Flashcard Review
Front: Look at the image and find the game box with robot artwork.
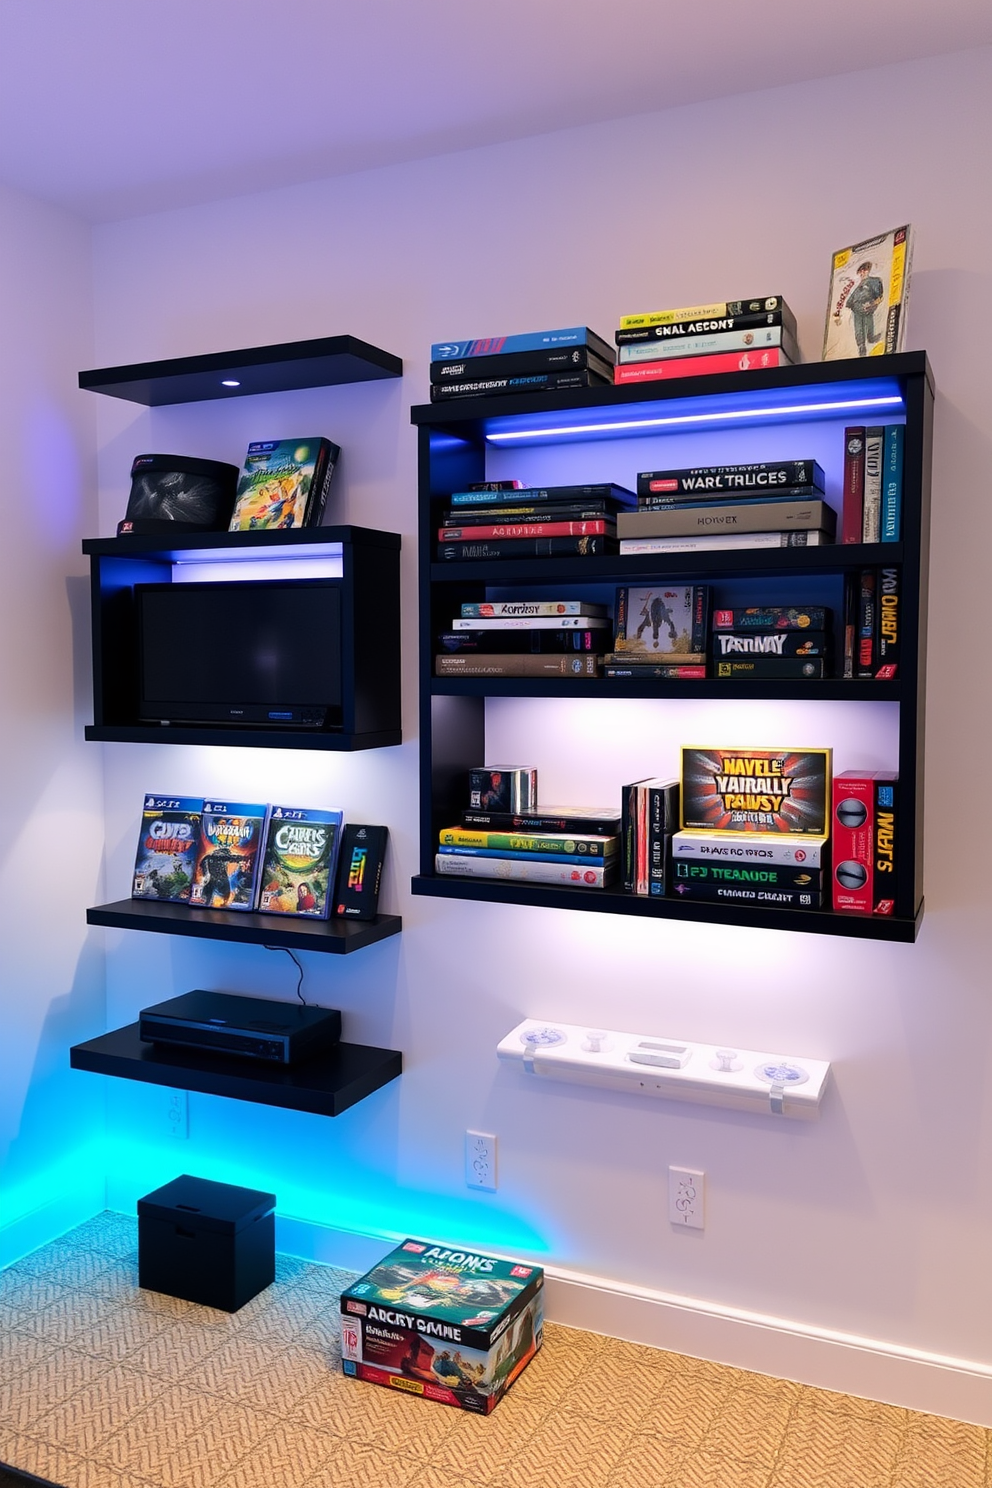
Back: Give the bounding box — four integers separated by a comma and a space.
340, 1238, 544, 1413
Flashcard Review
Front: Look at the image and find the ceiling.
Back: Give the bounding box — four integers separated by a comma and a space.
2, 0, 991, 222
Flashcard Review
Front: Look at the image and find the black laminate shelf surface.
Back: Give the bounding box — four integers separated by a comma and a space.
79, 336, 402, 405
411, 875, 922, 943
70, 1023, 402, 1117
87, 899, 401, 954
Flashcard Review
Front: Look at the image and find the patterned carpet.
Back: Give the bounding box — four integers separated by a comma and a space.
0, 1212, 989, 1488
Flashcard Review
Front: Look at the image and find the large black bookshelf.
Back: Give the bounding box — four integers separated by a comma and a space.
411, 352, 932, 941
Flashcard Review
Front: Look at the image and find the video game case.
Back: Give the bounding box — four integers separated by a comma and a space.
189, 801, 268, 912
862, 427, 884, 543
647, 779, 679, 896
855, 567, 878, 678
673, 858, 823, 891
437, 654, 602, 678
617, 499, 834, 539
882, 424, 904, 541
715, 658, 825, 679
229, 438, 339, 531
132, 793, 202, 903
431, 327, 613, 362
431, 344, 613, 382
448, 484, 635, 509
334, 825, 388, 920
614, 347, 791, 383
257, 805, 344, 918
438, 536, 611, 561
638, 461, 823, 498
712, 631, 830, 658
636, 485, 823, 510
619, 530, 829, 555
842, 427, 865, 544
681, 748, 831, 836
451, 615, 609, 631
621, 778, 646, 893
438, 629, 600, 655
435, 854, 615, 888
877, 566, 900, 677
439, 519, 613, 541
468, 767, 537, 813
616, 306, 797, 345
619, 325, 798, 364
619, 296, 793, 331
438, 828, 618, 857
831, 772, 897, 915
604, 663, 707, 678
613, 584, 709, 657
712, 606, 829, 631
621, 777, 673, 895
670, 881, 823, 909
461, 807, 622, 835
466, 480, 526, 491
671, 829, 827, 868
431, 369, 611, 400
460, 600, 607, 618
439, 844, 614, 866
442, 501, 618, 523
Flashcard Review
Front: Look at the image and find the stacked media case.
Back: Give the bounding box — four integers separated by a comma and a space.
430, 326, 614, 402
613, 296, 799, 386
414, 352, 932, 940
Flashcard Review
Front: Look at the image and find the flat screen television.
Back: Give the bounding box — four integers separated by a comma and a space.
135, 578, 343, 728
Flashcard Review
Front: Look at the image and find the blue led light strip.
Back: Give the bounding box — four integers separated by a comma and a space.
485, 395, 904, 442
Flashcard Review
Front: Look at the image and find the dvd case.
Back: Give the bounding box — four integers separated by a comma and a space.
257, 806, 343, 918
132, 794, 202, 902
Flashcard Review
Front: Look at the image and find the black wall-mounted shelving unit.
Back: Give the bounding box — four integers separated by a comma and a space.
86, 899, 402, 954
411, 352, 932, 943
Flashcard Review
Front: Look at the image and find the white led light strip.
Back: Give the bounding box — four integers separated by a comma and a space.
485, 396, 904, 442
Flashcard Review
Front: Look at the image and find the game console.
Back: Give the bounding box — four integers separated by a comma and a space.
139, 990, 341, 1065
496, 1019, 830, 1119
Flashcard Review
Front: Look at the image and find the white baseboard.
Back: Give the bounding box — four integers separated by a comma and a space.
0, 1177, 106, 1268
275, 1212, 992, 1427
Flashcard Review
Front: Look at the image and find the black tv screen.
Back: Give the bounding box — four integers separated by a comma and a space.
136, 579, 343, 728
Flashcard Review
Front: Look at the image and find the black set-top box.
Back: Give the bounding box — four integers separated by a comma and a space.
138, 990, 341, 1065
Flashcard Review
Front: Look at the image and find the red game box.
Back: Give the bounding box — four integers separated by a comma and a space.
831, 770, 897, 914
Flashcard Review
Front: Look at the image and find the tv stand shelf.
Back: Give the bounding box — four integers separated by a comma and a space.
87, 898, 402, 954
70, 1023, 402, 1117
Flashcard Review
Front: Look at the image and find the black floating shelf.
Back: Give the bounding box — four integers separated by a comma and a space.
411, 875, 922, 943
84, 725, 402, 752
82, 525, 400, 559
430, 678, 902, 703
70, 1023, 402, 1117
79, 335, 403, 406
86, 899, 401, 954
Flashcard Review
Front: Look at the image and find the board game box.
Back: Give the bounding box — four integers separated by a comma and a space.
257, 806, 343, 918
131, 794, 202, 903
340, 1239, 544, 1414
681, 748, 831, 835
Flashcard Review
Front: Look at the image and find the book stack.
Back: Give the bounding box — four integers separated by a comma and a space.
841, 424, 904, 542
436, 597, 611, 679
669, 747, 830, 911
603, 584, 710, 678
842, 564, 900, 678
429, 327, 614, 402
621, 778, 679, 895
617, 459, 834, 556
435, 770, 621, 888
711, 605, 833, 682
613, 297, 799, 386
437, 481, 634, 563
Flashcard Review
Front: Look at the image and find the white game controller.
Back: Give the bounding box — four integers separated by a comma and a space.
498, 1020, 830, 1118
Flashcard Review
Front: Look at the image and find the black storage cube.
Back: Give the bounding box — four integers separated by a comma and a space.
137, 1174, 276, 1312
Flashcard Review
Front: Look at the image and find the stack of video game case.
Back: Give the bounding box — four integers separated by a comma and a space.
436, 595, 612, 678
670, 748, 831, 911
436, 480, 634, 563
613, 296, 799, 386
429, 326, 615, 402
616, 459, 834, 561
710, 605, 833, 681
436, 768, 621, 888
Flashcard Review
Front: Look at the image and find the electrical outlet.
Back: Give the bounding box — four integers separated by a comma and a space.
465, 1130, 497, 1191
669, 1166, 704, 1228
165, 1089, 189, 1140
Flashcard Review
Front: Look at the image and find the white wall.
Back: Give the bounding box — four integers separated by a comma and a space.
0, 182, 105, 1256
86, 46, 992, 1408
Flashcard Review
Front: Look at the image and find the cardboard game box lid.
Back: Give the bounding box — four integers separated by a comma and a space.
341, 1238, 543, 1347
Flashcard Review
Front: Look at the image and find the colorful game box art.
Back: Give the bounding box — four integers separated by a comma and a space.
613, 584, 709, 658
681, 748, 831, 835
131, 794, 202, 903
257, 806, 343, 918
340, 1239, 544, 1414
228, 437, 339, 531
189, 800, 268, 911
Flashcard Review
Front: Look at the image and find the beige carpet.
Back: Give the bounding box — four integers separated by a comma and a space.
0, 1212, 988, 1487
